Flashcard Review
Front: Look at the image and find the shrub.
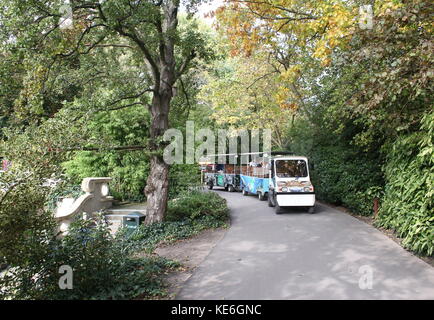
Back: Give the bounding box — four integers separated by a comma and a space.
309, 144, 383, 216
376, 112, 434, 256
165, 190, 230, 222
168, 164, 202, 200
128, 191, 230, 252
129, 216, 228, 252
0, 214, 179, 300
45, 182, 83, 212
0, 171, 55, 267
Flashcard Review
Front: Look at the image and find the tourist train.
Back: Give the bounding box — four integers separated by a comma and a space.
201, 152, 316, 214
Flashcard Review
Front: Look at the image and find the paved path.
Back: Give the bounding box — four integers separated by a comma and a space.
177, 190, 434, 300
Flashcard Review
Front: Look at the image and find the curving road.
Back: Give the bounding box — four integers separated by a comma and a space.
177, 190, 434, 300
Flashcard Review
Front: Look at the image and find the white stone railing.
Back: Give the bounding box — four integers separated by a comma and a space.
55, 177, 114, 235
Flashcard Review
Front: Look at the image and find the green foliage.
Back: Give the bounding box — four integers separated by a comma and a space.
45, 182, 83, 212
63, 106, 150, 201
0, 172, 55, 266
0, 214, 179, 300
199, 53, 296, 148
128, 191, 230, 252
64, 150, 150, 202
0, 110, 88, 265
376, 112, 434, 256
0, 172, 224, 300
168, 164, 202, 200
129, 216, 228, 253
309, 144, 383, 216
166, 190, 230, 222
62, 108, 202, 201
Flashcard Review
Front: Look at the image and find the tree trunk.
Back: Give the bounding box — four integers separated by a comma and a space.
145, 155, 169, 224
145, 57, 174, 224
144, 0, 179, 224
144, 80, 173, 224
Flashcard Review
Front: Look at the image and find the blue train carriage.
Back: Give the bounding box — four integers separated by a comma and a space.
240, 161, 269, 201
202, 163, 241, 192
240, 155, 316, 214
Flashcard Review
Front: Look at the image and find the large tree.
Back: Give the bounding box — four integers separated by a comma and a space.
1, 0, 211, 223
215, 0, 433, 149
199, 51, 297, 148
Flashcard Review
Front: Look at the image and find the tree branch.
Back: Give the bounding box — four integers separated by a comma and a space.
176, 50, 196, 79
56, 24, 106, 58
179, 76, 192, 116
114, 25, 161, 83
62, 145, 150, 152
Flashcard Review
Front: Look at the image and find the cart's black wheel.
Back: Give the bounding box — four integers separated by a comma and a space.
268, 192, 275, 207
258, 192, 266, 201
242, 188, 248, 196
274, 193, 284, 214
275, 203, 284, 214
228, 185, 235, 192
308, 206, 315, 214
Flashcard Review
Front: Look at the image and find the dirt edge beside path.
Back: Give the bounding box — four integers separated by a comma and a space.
155, 226, 228, 299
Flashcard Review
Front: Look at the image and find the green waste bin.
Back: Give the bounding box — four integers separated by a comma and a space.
122, 212, 146, 235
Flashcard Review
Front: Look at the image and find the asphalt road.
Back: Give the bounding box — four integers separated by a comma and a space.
177, 190, 434, 300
